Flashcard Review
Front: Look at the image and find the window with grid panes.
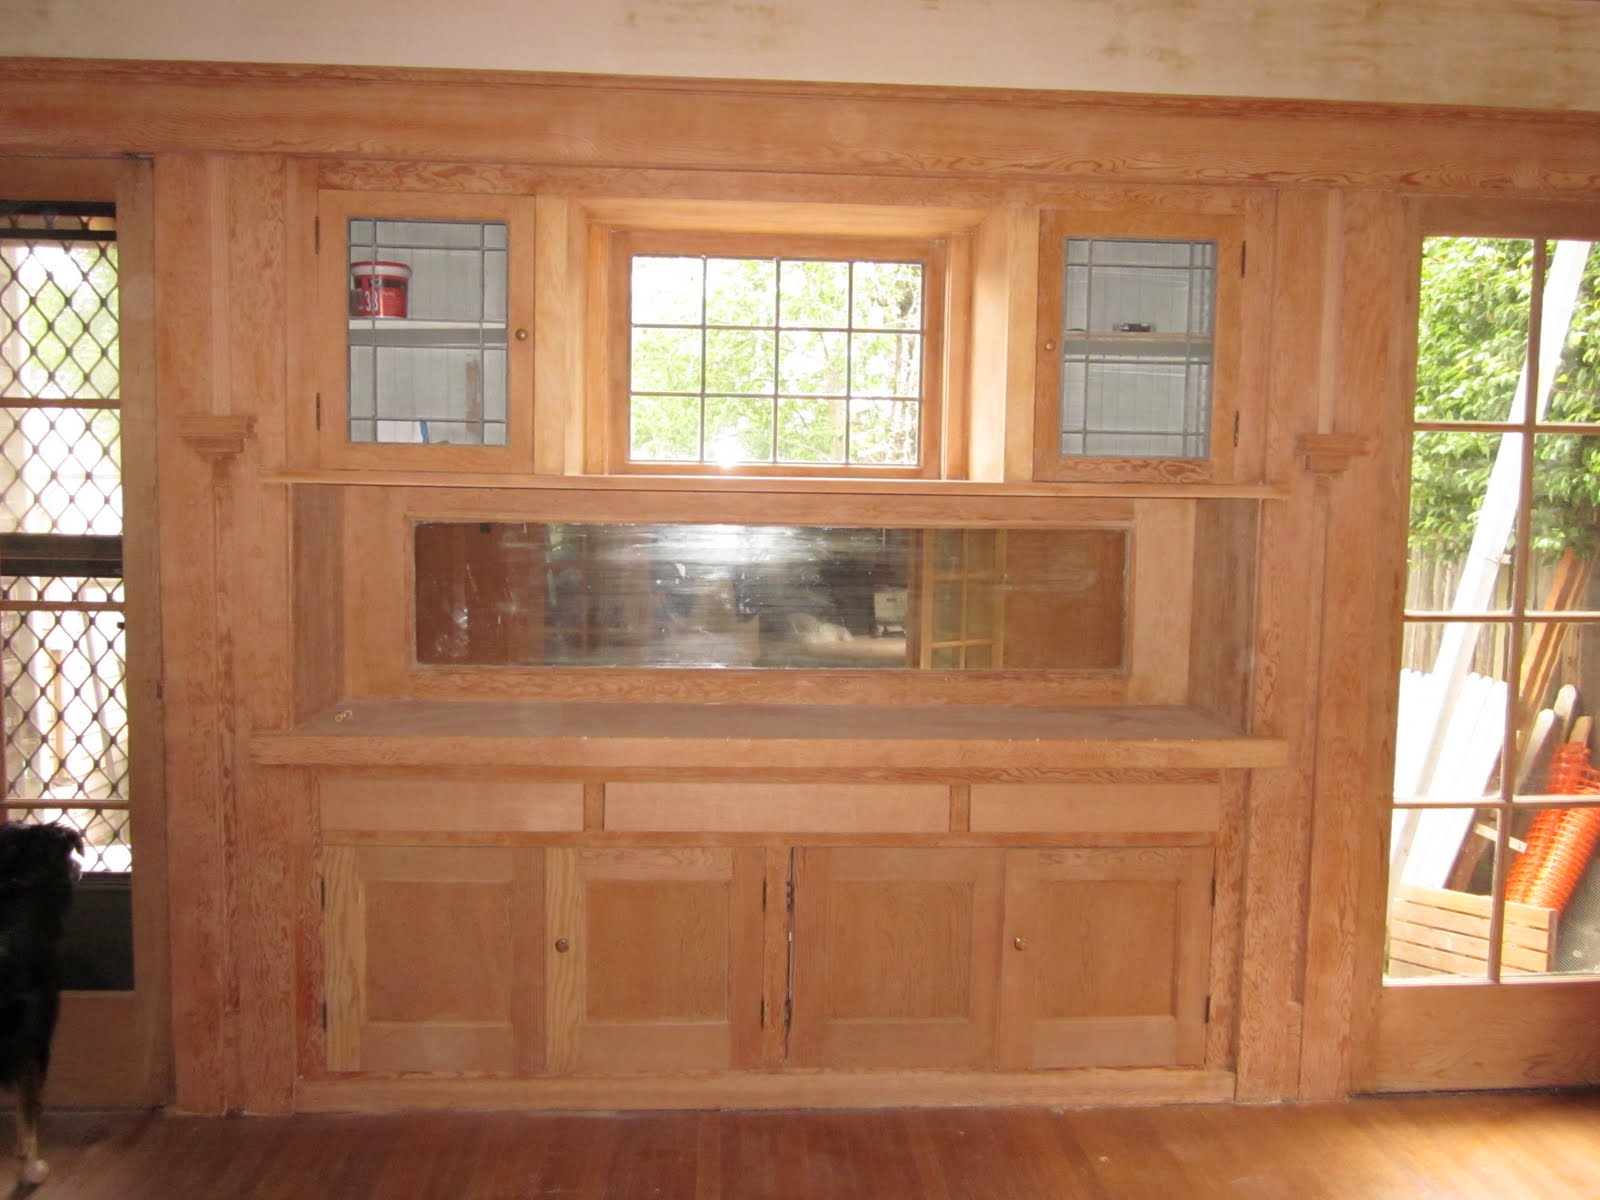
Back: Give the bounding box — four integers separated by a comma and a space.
0, 201, 128, 874
615, 233, 944, 476
1387, 233, 1600, 982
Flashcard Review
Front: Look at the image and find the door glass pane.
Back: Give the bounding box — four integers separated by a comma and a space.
1394, 622, 1509, 808
1415, 237, 1534, 424
1057, 237, 1214, 459
1528, 434, 1600, 604
346, 217, 510, 447
1407, 431, 1518, 615
1386, 808, 1498, 982
1536, 240, 1600, 424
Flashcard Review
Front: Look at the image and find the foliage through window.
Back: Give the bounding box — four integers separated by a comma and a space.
623, 239, 939, 473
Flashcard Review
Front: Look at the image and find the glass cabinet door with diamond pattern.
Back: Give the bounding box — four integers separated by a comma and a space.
311, 190, 536, 472
1033, 208, 1253, 484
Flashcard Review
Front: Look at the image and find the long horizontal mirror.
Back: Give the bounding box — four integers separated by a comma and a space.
415, 522, 1127, 671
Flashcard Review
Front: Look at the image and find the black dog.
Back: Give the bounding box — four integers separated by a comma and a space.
0, 822, 82, 1186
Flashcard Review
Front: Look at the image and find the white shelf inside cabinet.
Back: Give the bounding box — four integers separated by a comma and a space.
348, 319, 508, 349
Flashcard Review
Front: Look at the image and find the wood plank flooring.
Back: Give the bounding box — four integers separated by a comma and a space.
6, 1091, 1599, 1199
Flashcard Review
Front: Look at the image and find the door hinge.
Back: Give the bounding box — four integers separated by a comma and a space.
314, 215, 320, 254
315, 392, 322, 431
1240, 241, 1247, 276
1204, 994, 1212, 1023
321, 999, 328, 1030
760, 996, 766, 1028
1232, 412, 1240, 448
320, 878, 326, 910
761, 877, 767, 912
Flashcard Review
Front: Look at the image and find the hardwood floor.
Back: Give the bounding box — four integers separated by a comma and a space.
7, 1091, 1599, 1199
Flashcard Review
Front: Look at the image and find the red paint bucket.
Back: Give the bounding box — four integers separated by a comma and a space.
350, 260, 411, 318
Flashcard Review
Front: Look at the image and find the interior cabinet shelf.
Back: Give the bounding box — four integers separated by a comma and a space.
347, 318, 508, 349
251, 700, 1287, 771
1062, 331, 1214, 359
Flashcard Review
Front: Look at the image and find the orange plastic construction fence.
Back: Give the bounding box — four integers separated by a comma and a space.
1505, 741, 1600, 912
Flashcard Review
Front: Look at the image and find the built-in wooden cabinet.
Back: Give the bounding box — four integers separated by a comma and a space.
1033, 201, 1268, 485
789, 844, 1214, 1073
304, 188, 537, 473
271, 160, 1277, 1111
316, 779, 1228, 1087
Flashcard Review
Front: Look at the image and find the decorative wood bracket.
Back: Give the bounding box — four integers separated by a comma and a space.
178, 413, 256, 462
1295, 432, 1370, 478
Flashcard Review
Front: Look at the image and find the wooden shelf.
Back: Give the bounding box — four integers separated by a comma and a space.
251, 700, 1287, 772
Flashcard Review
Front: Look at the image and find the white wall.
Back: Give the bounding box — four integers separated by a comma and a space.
4, 0, 1598, 111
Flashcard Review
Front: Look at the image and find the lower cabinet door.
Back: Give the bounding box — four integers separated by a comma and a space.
322, 843, 546, 1075
788, 847, 1005, 1069
997, 846, 1214, 1069
544, 846, 767, 1074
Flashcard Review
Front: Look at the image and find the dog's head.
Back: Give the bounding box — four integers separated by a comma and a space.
0, 822, 85, 895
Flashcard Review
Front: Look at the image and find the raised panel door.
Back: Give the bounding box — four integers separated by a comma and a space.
545, 846, 768, 1074
997, 846, 1213, 1069
788, 847, 1003, 1069
322, 843, 545, 1075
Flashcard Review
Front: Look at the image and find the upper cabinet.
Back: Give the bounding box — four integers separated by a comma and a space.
1033, 205, 1264, 485
306, 189, 538, 472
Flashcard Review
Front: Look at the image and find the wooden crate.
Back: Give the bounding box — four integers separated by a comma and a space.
1387, 884, 1559, 977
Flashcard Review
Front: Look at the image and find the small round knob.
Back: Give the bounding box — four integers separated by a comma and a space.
1043, 339, 1057, 353
554, 937, 570, 953
1013, 936, 1028, 951
514, 328, 529, 342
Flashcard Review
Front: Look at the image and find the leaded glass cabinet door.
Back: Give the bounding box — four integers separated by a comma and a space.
1034, 209, 1250, 483
314, 190, 535, 472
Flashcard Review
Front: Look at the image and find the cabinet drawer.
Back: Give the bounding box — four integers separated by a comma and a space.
604, 782, 949, 833
320, 777, 584, 834
969, 783, 1219, 835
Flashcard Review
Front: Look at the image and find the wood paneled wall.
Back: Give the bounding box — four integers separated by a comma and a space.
2, 59, 1594, 1114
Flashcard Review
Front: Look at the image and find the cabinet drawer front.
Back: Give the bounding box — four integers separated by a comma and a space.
969, 783, 1219, 835
604, 782, 949, 833
320, 777, 584, 834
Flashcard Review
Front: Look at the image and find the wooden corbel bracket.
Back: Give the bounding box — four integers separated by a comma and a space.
1295, 432, 1370, 478
177, 413, 256, 462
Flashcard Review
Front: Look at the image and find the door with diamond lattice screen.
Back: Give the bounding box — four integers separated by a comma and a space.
0, 161, 166, 1106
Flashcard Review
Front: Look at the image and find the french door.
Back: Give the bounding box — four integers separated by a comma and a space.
1376, 200, 1600, 1090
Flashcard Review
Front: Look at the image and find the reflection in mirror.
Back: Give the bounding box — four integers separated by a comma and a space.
415, 522, 1126, 671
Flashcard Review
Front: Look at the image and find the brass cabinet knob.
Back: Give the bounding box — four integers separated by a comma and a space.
514, 328, 529, 341
554, 937, 570, 953
1013, 936, 1028, 951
